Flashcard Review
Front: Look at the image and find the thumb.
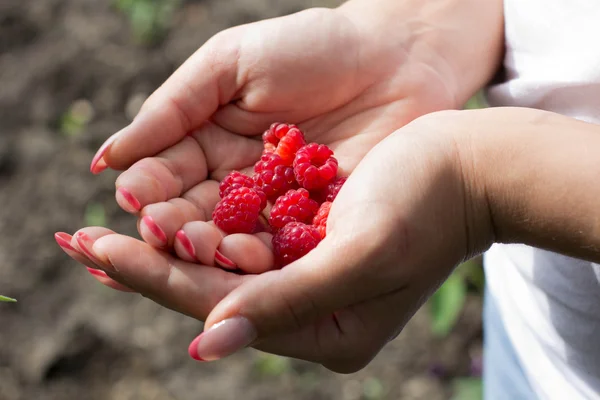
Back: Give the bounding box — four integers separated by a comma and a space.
187, 225, 400, 362
90, 29, 242, 173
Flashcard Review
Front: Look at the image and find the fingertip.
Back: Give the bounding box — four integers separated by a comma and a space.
218, 233, 274, 274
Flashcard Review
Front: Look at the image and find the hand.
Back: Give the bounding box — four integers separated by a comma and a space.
57, 108, 497, 372
88, 6, 458, 260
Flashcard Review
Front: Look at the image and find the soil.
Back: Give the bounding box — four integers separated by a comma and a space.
0, 1, 483, 399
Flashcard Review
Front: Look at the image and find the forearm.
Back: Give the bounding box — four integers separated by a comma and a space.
472, 108, 600, 263
337, 0, 504, 107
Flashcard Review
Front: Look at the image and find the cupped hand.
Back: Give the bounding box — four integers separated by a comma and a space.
58, 109, 499, 373
89, 7, 457, 262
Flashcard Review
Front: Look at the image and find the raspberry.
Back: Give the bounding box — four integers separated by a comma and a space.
325, 176, 347, 202
293, 143, 338, 190
212, 187, 263, 234
269, 188, 319, 229
253, 153, 298, 200
262, 123, 306, 165
272, 222, 321, 267
219, 171, 267, 209
312, 201, 331, 239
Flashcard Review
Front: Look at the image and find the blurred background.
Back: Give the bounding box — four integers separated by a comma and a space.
0, 0, 486, 399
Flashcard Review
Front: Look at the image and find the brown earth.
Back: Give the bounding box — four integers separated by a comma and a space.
0, 1, 483, 399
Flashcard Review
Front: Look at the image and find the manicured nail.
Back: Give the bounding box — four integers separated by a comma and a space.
188, 317, 257, 362
187, 335, 205, 361
116, 187, 141, 213
90, 130, 121, 174
54, 232, 76, 252
142, 216, 168, 245
86, 267, 108, 278
215, 250, 237, 270
75, 232, 104, 265
176, 230, 196, 259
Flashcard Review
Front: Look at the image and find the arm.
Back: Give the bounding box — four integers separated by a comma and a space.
468, 108, 600, 262
338, 0, 505, 107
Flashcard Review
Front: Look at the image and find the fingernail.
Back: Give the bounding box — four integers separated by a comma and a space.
86, 267, 108, 278
116, 187, 141, 213
54, 232, 76, 252
187, 335, 205, 361
75, 232, 105, 265
176, 230, 196, 259
90, 130, 121, 174
141, 216, 168, 246
188, 317, 257, 362
215, 250, 237, 270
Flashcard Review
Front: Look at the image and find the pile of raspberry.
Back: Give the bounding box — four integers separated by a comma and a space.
212, 123, 346, 267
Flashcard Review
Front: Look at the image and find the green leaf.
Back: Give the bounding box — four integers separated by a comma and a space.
85, 202, 107, 227
363, 377, 385, 400
253, 353, 291, 377
456, 259, 485, 293
0, 295, 17, 303
451, 378, 483, 400
463, 91, 487, 110
430, 271, 467, 337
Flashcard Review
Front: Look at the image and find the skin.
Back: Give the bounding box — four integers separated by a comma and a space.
56, 0, 507, 372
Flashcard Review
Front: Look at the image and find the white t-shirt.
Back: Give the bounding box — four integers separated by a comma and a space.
485, 0, 600, 398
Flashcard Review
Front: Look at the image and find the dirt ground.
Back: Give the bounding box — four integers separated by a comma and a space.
0, 1, 483, 399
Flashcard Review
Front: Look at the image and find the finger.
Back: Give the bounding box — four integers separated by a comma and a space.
91, 30, 243, 173
85, 268, 136, 293
137, 181, 220, 247
114, 125, 262, 213
91, 234, 246, 320
217, 232, 275, 274
172, 221, 223, 265
114, 136, 209, 212
55, 231, 136, 293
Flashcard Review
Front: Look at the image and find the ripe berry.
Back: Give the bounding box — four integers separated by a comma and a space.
312, 201, 331, 239
272, 222, 321, 267
325, 176, 347, 202
212, 187, 263, 234
219, 171, 266, 209
294, 143, 338, 190
269, 188, 319, 230
262, 123, 306, 165
253, 153, 298, 200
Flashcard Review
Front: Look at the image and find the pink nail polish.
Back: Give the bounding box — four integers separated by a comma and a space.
142, 216, 168, 245
54, 232, 76, 252
117, 187, 141, 212
75, 232, 104, 265
215, 250, 237, 270
86, 267, 108, 278
90, 131, 121, 174
187, 335, 205, 361
176, 230, 196, 259
189, 317, 256, 362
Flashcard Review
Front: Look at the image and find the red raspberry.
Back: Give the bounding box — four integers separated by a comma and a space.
269, 188, 319, 230
272, 222, 321, 267
262, 123, 306, 165
293, 143, 338, 190
212, 187, 263, 234
219, 171, 266, 209
325, 176, 347, 202
253, 153, 298, 200
312, 201, 331, 239
262, 123, 290, 150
